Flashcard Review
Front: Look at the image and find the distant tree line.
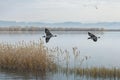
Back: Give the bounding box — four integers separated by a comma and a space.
0, 26, 119, 31
0, 26, 106, 31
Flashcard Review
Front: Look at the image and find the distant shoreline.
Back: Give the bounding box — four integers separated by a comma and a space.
0, 27, 119, 32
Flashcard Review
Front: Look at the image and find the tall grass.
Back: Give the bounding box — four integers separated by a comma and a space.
0, 40, 57, 72
0, 40, 120, 79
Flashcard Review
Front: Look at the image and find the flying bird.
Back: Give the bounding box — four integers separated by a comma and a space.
88, 32, 100, 42
43, 28, 57, 43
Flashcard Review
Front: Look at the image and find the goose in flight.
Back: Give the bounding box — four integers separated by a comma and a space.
88, 32, 100, 42
43, 28, 57, 43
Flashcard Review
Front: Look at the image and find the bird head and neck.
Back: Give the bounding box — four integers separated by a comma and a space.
98, 37, 100, 38
53, 35, 57, 37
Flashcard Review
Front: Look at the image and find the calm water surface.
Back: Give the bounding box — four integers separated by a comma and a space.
0, 31, 120, 80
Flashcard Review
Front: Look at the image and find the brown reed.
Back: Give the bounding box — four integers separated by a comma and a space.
0, 40, 57, 72
78, 67, 120, 78
0, 40, 120, 79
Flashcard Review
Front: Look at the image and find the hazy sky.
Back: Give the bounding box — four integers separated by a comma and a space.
0, 0, 120, 23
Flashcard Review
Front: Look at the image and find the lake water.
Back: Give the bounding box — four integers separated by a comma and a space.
0, 31, 120, 80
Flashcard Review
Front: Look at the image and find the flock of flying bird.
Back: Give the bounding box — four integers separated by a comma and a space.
43, 28, 100, 43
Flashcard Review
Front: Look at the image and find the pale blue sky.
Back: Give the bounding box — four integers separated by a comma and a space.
0, 0, 120, 23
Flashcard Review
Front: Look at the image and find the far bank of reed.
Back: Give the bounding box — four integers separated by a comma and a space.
60, 67, 120, 79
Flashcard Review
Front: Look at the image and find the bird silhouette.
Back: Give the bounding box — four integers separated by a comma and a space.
43, 28, 57, 43
88, 32, 100, 42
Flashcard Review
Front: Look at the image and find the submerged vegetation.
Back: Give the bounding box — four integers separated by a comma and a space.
0, 40, 120, 79
62, 67, 120, 79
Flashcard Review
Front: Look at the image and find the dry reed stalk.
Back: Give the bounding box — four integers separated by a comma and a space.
0, 40, 57, 72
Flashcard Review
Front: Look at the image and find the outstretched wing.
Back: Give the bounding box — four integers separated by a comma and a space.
45, 28, 52, 36
88, 32, 96, 37
45, 37, 51, 43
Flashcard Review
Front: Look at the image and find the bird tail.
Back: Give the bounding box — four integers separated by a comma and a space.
88, 37, 91, 39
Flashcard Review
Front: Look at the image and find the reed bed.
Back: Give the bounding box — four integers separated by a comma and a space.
0, 40, 57, 72
0, 40, 120, 79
